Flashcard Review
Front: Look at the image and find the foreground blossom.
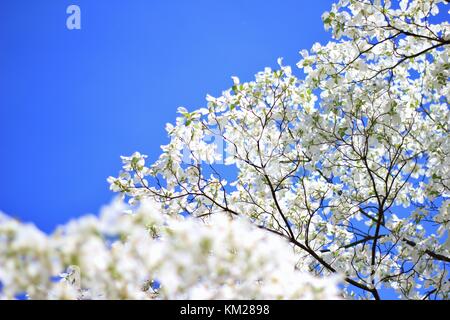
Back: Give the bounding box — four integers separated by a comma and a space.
0, 199, 339, 299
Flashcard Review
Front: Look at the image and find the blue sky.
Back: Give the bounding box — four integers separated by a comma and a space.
0, 0, 335, 232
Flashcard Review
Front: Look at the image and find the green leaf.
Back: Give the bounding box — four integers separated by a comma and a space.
338, 127, 347, 138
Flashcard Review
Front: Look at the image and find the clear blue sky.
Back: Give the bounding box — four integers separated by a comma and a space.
0, 0, 335, 232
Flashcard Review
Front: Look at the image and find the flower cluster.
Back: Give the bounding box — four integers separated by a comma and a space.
109, 0, 449, 299
0, 199, 339, 300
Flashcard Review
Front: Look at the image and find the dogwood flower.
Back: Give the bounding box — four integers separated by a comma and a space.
109, 0, 449, 299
